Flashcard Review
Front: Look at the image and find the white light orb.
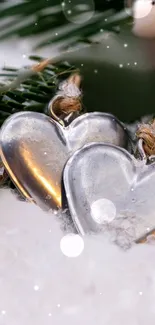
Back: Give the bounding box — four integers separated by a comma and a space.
132, 0, 155, 38
91, 198, 116, 224
60, 234, 84, 257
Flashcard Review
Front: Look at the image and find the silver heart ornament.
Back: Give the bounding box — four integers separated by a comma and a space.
0, 111, 130, 210
63, 143, 155, 243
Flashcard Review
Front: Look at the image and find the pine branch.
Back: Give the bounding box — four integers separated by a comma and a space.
0, 0, 132, 49
0, 56, 78, 127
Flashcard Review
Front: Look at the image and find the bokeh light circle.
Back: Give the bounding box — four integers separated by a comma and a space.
91, 198, 116, 224
61, 0, 95, 24
60, 233, 84, 257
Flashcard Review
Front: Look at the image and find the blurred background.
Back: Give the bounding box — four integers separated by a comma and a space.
0, 0, 127, 66
0, 0, 155, 124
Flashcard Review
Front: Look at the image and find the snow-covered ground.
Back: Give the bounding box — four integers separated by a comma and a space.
0, 188, 155, 325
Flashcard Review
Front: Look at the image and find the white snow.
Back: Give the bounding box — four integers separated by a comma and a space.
0, 189, 154, 324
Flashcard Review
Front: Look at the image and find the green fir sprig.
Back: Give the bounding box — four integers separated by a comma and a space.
0, 56, 78, 127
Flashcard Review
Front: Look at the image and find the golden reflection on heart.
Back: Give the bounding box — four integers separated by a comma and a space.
20, 147, 62, 208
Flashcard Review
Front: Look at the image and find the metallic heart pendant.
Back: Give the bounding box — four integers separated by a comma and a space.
63, 142, 155, 243
0, 111, 131, 210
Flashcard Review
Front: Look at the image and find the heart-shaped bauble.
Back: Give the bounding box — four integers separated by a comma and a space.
63, 143, 155, 242
0, 111, 130, 210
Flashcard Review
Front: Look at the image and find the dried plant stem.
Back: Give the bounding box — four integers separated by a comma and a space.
0, 47, 80, 94
48, 72, 82, 125
136, 119, 155, 157
0, 55, 65, 94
